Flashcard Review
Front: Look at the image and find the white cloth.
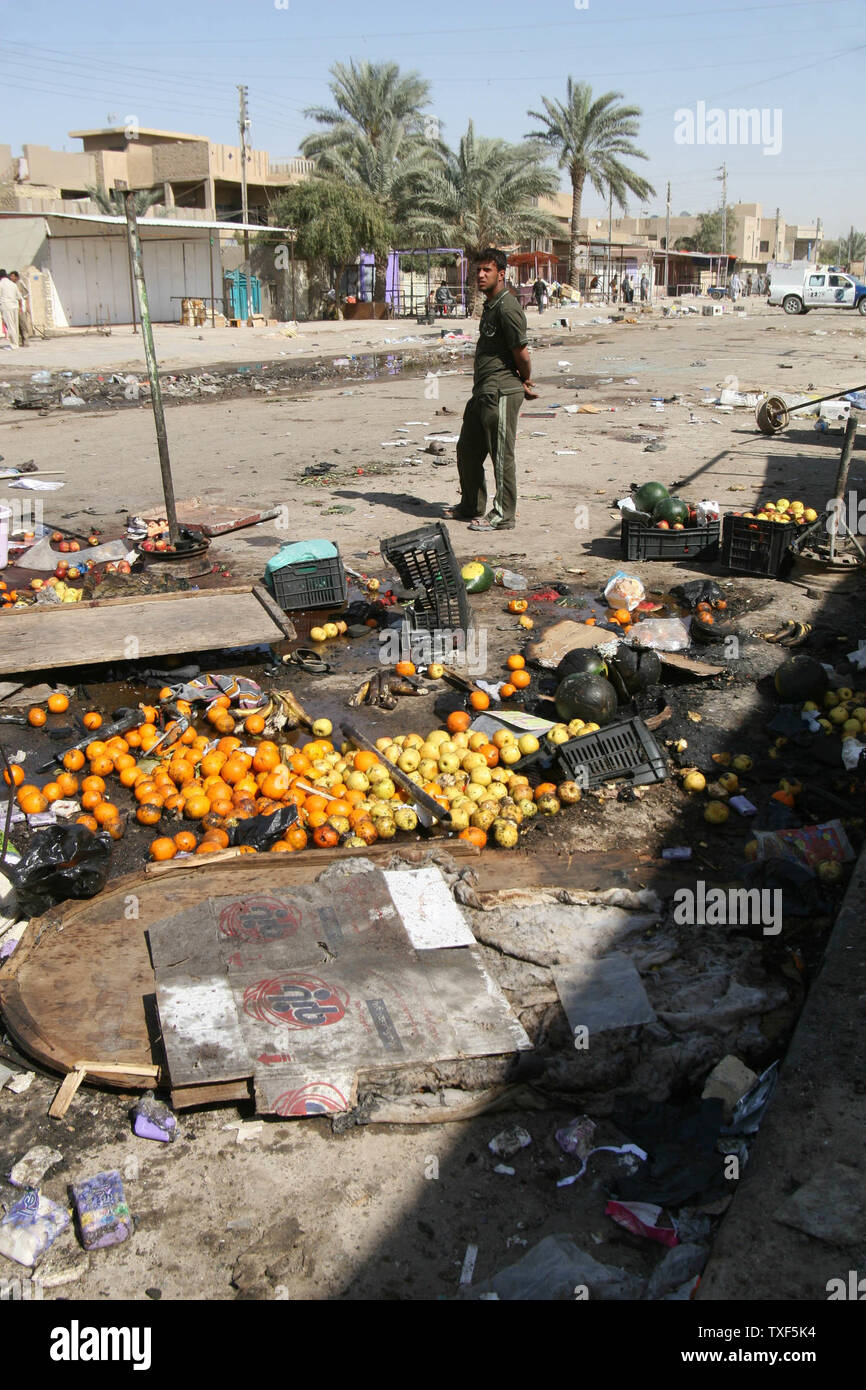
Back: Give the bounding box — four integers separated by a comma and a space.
0, 278, 19, 348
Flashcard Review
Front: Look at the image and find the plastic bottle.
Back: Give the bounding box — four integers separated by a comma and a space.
494, 568, 527, 590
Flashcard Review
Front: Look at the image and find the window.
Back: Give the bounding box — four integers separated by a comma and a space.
760, 240, 769, 252
808, 276, 825, 287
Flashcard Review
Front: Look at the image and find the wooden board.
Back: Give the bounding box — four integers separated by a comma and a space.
0, 844, 640, 1091
0, 584, 295, 675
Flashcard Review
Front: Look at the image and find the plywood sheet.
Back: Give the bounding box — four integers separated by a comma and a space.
0, 585, 294, 675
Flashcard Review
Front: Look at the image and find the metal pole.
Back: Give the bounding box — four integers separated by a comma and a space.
118, 182, 180, 546
830, 417, 858, 564
664, 181, 671, 300
208, 233, 216, 328
290, 230, 296, 321
607, 185, 612, 299
238, 84, 253, 327
124, 216, 138, 334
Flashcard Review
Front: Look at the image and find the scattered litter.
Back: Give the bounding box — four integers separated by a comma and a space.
606, 1200, 678, 1247
7, 478, 64, 490
132, 1096, 178, 1143
459, 1244, 478, 1285
71, 1170, 133, 1250
223, 1121, 264, 1143
702, 1056, 759, 1124
471, 1234, 645, 1301
632, 618, 691, 652
603, 571, 645, 612
494, 1164, 516, 1176
647, 1243, 708, 1299
728, 795, 757, 817
9, 1145, 63, 1189
662, 846, 692, 861
554, 450, 579, 456
0, 1191, 70, 1268
6, 1070, 35, 1094
488, 1125, 532, 1159
748, 820, 855, 869
555, 1115, 597, 1159
553, 954, 656, 1036
557, 1143, 647, 1186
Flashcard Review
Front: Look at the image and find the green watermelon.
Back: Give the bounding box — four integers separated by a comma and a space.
461, 561, 494, 594
634, 481, 669, 514
652, 496, 689, 525
555, 648, 608, 684
555, 672, 618, 726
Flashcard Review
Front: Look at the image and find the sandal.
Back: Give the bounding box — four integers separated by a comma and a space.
282, 648, 332, 674
443, 506, 480, 520
468, 516, 515, 531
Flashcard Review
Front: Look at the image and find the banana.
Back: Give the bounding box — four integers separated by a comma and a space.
760, 620, 797, 643
778, 621, 811, 648
348, 678, 372, 708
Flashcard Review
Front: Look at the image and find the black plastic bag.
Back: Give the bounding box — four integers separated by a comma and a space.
12, 825, 112, 917
231, 804, 299, 851
671, 580, 725, 611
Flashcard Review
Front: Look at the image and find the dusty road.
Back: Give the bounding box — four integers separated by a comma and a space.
1, 298, 865, 1305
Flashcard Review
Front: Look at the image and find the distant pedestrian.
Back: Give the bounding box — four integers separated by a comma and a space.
730, 272, 741, 302
640, 272, 649, 302
0, 271, 20, 350
532, 277, 547, 313
746, 273, 753, 297
9, 272, 29, 344
610, 273, 618, 303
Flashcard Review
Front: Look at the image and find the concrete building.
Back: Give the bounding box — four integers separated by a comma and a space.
0, 128, 312, 221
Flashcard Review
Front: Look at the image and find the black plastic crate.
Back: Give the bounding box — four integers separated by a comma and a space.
721, 514, 795, 578
381, 522, 471, 634
620, 514, 720, 561
270, 549, 347, 611
557, 717, 668, 788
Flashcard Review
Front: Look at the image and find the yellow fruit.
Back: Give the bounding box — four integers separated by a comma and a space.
732, 755, 753, 772
842, 719, 861, 736
493, 818, 519, 848
518, 616, 534, 629
517, 734, 540, 755
536, 794, 560, 816
718, 772, 739, 793
312, 718, 333, 737
545, 724, 570, 745
682, 771, 706, 794
567, 719, 585, 736
427, 663, 444, 680
704, 801, 729, 824
323, 623, 339, 639
776, 498, 790, 512
499, 744, 522, 766
829, 705, 850, 725
803, 508, 818, 523
309, 626, 327, 643
557, 781, 582, 804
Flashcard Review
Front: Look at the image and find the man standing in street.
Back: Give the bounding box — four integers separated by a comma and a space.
0, 270, 21, 350
9, 272, 29, 344
444, 248, 537, 532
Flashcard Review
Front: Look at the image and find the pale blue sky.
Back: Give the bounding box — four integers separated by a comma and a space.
4, 0, 864, 234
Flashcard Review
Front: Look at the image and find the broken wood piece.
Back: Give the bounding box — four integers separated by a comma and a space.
644, 705, 672, 731
72, 1061, 160, 1077
48, 1068, 85, 1119
659, 652, 725, 677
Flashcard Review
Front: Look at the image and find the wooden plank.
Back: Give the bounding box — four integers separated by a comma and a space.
0, 587, 291, 675
147, 839, 482, 877
171, 1079, 253, 1109
251, 582, 296, 638
73, 1060, 160, 1077
48, 1068, 85, 1118
660, 652, 725, 677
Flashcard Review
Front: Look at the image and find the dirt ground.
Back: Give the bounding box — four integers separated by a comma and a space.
1, 298, 865, 1303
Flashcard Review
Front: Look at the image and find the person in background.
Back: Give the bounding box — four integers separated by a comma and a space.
444, 247, 537, 532
0, 270, 20, 350
532, 276, 547, 313
746, 273, 754, 297
609, 273, 618, 303
9, 272, 29, 344
729, 271, 741, 302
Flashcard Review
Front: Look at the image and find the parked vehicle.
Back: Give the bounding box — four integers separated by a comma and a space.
768, 265, 866, 315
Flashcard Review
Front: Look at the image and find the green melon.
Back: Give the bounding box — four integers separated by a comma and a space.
652, 496, 689, 525
634, 481, 670, 514
555, 672, 618, 726
555, 648, 608, 684
774, 655, 829, 704
461, 561, 494, 594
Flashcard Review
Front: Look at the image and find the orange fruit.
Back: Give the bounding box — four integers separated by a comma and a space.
47, 692, 70, 714
200, 751, 227, 778
285, 825, 308, 851
252, 745, 280, 774
126, 729, 142, 748
85, 740, 107, 760
184, 794, 211, 820
211, 695, 231, 711
174, 830, 198, 852
168, 759, 195, 787
82, 774, 106, 796
149, 837, 176, 861
80, 789, 104, 811
196, 840, 223, 855
261, 768, 291, 800
28, 707, 47, 727
19, 790, 48, 814
614, 609, 631, 626
271, 840, 294, 852
89, 755, 114, 778
506, 654, 525, 671
535, 782, 557, 800
353, 750, 378, 773
447, 710, 471, 733
75, 813, 98, 832
93, 801, 120, 826
500, 683, 516, 699
82, 711, 103, 730
42, 782, 64, 803
469, 691, 490, 711
104, 818, 125, 840
158, 687, 174, 701
313, 824, 339, 848
118, 766, 140, 788
245, 713, 266, 735
290, 753, 313, 775
328, 799, 352, 819
459, 826, 487, 848
202, 826, 230, 849
139, 705, 158, 724
395, 660, 416, 677
237, 845, 257, 855
305, 809, 328, 829
2, 764, 25, 788
137, 803, 163, 826
56, 772, 79, 797
354, 819, 378, 845
511, 668, 531, 689
216, 736, 242, 757
213, 714, 236, 736
63, 748, 86, 771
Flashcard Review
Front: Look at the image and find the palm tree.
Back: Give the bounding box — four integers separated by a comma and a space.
87, 186, 164, 216
301, 61, 436, 301
527, 80, 655, 286
402, 121, 561, 314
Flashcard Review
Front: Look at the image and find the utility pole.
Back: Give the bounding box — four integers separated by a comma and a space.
238, 84, 254, 327
607, 184, 613, 300
117, 181, 180, 546
664, 180, 671, 301
717, 163, 728, 285
814, 216, 822, 265
774, 206, 781, 262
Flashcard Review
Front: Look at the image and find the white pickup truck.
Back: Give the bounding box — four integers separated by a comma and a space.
768, 266, 866, 315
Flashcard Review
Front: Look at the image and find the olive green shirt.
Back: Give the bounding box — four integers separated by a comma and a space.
473, 288, 528, 397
